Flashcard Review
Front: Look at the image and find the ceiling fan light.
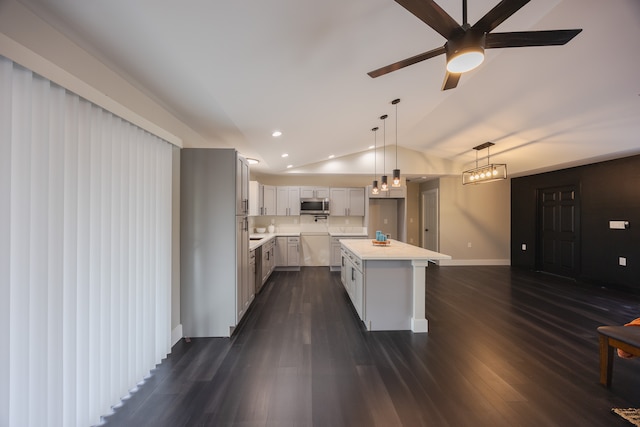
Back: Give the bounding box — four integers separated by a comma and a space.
447, 49, 484, 73
446, 31, 485, 73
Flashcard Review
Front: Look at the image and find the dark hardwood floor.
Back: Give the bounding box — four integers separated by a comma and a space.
102, 266, 640, 426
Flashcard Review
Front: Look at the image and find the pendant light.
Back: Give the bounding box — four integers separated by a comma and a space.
371, 127, 379, 194
461, 142, 507, 185
380, 114, 388, 191
391, 98, 401, 187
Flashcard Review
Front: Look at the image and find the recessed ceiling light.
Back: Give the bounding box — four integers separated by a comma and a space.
286, 164, 293, 169
328, 155, 335, 159
246, 158, 259, 165
272, 131, 282, 137
281, 153, 288, 158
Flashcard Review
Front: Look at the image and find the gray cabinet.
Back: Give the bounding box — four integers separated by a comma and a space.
300, 186, 330, 199
341, 247, 363, 319
261, 238, 276, 284
330, 187, 365, 216
249, 182, 277, 216
368, 185, 406, 199
181, 148, 250, 338
276, 236, 300, 268
263, 185, 276, 215
276, 186, 300, 216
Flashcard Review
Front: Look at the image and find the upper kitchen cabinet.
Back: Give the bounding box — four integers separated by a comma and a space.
249, 182, 276, 216
263, 185, 276, 215
300, 186, 330, 199
368, 185, 406, 199
330, 187, 365, 216
277, 186, 300, 216
236, 156, 249, 215
249, 181, 262, 216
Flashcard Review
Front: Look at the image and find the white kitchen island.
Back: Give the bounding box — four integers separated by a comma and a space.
340, 239, 451, 333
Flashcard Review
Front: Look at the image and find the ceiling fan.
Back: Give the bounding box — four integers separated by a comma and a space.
368, 0, 582, 90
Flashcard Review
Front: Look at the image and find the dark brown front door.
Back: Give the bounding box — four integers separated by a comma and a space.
537, 185, 580, 278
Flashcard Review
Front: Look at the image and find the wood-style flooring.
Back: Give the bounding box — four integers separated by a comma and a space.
102, 266, 640, 426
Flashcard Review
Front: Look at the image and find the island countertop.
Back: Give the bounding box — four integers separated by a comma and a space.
340, 238, 451, 261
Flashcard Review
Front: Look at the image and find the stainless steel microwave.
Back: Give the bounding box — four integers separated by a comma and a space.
300, 198, 330, 215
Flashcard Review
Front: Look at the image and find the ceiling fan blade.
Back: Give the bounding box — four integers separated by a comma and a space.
368, 46, 446, 78
441, 72, 461, 90
485, 29, 582, 48
472, 0, 530, 33
395, 0, 464, 39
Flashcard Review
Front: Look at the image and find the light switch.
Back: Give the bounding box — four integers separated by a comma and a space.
619, 257, 627, 267
521, 243, 527, 251
610, 220, 629, 230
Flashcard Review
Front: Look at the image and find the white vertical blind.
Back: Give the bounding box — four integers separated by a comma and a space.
0, 55, 173, 427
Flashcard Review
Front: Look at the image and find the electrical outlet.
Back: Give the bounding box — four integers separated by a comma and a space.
467, 242, 472, 248
409, 218, 413, 223
345, 219, 349, 224
619, 257, 627, 266
383, 218, 388, 224
522, 243, 527, 251
409, 238, 414, 243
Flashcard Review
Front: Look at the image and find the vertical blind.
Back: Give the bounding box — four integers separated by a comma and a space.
0, 56, 173, 427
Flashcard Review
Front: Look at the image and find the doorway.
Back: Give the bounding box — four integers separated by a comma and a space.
422, 189, 439, 251
536, 185, 580, 278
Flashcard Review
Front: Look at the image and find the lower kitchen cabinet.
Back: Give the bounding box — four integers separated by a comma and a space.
341, 246, 363, 319
276, 236, 300, 269
330, 235, 367, 271
261, 238, 276, 285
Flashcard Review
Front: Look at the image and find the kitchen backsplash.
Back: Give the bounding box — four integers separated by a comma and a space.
249, 215, 365, 234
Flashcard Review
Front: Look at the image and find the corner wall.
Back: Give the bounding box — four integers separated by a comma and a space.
420, 176, 511, 265
511, 154, 640, 291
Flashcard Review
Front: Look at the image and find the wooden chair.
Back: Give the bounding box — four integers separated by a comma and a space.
597, 325, 640, 387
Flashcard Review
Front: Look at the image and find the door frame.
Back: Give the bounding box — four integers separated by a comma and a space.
421, 189, 439, 251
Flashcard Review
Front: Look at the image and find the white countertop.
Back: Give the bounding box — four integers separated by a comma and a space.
249, 232, 300, 251
340, 239, 451, 261
329, 232, 368, 237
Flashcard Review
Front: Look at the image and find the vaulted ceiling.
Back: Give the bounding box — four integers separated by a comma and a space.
14, 0, 640, 178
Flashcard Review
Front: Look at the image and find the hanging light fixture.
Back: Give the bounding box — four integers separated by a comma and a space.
371, 126, 379, 195
380, 114, 388, 191
391, 98, 401, 187
462, 142, 507, 185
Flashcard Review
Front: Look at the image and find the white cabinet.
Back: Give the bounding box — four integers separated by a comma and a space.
300, 186, 330, 199
251, 182, 277, 216
237, 216, 251, 321
368, 185, 406, 199
276, 236, 300, 268
330, 235, 367, 270
236, 156, 249, 215
263, 185, 276, 215
277, 186, 300, 216
341, 247, 364, 320
249, 181, 262, 216
261, 238, 276, 285
330, 187, 365, 216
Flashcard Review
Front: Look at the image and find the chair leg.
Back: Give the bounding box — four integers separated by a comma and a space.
599, 334, 614, 387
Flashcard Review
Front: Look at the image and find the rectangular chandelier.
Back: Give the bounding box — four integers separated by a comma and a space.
462, 142, 507, 185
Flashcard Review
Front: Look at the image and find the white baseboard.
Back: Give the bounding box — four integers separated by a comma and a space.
436, 259, 511, 266
171, 324, 183, 347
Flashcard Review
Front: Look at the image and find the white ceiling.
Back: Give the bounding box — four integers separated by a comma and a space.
17, 0, 640, 178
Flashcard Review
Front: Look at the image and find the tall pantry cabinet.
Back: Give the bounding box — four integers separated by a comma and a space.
181, 148, 250, 337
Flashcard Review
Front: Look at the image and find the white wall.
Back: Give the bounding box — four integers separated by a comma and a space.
421, 176, 511, 265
